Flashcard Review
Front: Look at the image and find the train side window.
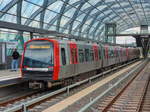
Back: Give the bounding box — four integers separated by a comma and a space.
71, 48, 78, 64
111, 49, 114, 58
109, 49, 111, 58
71, 49, 75, 64
108, 49, 110, 58
108, 49, 111, 58
74, 48, 78, 63
116, 49, 118, 57
90, 50, 94, 61
103, 48, 106, 59
79, 49, 84, 63
99, 49, 101, 59
118, 50, 120, 57
61, 48, 66, 65
75, 49, 78, 63
85, 49, 89, 62
94, 48, 98, 61
105, 47, 108, 59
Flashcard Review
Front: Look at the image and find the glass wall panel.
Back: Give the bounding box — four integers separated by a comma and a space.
0, 0, 12, 11
47, 1, 64, 13
22, 1, 40, 18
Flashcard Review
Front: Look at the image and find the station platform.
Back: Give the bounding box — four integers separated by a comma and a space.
0, 70, 23, 88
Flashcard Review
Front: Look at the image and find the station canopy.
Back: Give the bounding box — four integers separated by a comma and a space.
0, 0, 150, 41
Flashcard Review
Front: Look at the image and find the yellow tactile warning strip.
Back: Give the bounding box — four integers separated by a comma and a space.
43, 61, 141, 112
0, 70, 21, 81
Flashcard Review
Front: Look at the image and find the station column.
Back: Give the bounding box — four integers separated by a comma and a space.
135, 25, 150, 58
105, 23, 116, 44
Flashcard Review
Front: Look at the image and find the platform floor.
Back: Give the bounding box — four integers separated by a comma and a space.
0, 70, 21, 81
0, 70, 22, 88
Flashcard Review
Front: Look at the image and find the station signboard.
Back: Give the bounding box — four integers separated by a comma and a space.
6, 41, 18, 49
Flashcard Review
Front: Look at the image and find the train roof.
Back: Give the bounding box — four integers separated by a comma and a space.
28, 37, 137, 48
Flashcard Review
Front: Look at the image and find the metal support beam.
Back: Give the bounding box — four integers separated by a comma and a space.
17, 0, 22, 24
0, 0, 20, 18
0, 21, 60, 35
0, 20, 101, 43
16, 0, 24, 49
68, 1, 86, 34
40, 0, 48, 29
25, 0, 56, 26
107, 33, 150, 37
46, 0, 84, 30
56, 0, 69, 32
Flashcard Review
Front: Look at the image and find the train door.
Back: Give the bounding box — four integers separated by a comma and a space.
69, 43, 78, 75
59, 42, 70, 79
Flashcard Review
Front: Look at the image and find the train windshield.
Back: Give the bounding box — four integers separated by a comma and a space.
23, 40, 54, 68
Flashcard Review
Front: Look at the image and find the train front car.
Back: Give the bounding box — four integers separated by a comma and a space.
21, 38, 59, 88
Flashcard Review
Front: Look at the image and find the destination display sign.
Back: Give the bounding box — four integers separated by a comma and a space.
29, 45, 50, 49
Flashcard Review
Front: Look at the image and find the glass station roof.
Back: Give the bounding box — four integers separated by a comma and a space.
0, 0, 150, 41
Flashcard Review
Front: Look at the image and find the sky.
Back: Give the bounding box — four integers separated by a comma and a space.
116, 36, 135, 44
116, 27, 142, 44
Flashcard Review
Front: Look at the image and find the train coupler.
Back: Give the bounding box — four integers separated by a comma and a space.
29, 81, 43, 89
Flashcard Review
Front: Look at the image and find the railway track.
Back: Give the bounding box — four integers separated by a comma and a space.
94, 61, 150, 112
0, 59, 141, 112
0, 85, 61, 111
0, 89, 45, 106
139, 77, 150, 112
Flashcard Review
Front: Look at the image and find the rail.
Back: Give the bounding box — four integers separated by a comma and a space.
3, 59, 141, 112
78, 59, 148, 112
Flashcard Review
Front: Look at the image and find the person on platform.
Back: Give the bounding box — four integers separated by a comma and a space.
11, 48, 20, 71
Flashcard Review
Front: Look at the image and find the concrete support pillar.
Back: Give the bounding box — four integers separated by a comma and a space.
141, 38, 150, 58
135, 36, 150, 58
135, 37, 142, 47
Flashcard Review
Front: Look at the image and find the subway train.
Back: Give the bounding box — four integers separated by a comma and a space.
20, 38, 140, 88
